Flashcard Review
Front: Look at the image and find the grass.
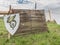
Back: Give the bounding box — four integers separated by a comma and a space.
0, 18, 60, 45
0, 18, 7, 35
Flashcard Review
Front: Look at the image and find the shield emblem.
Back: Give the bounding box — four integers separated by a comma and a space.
4, 13, 20, 35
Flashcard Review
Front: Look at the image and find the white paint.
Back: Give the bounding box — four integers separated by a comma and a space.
4, 13, 20, 35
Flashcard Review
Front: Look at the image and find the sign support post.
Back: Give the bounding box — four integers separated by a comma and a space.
7, 5, 12, 39
8, 33, 11, 39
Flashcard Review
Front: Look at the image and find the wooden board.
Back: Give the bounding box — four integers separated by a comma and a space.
14, 10, 48, 34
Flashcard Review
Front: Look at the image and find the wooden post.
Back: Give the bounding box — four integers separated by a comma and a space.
7, 5, 12, 39
48, 9, 51, 21
35, 2, 37, 10
8, 33, 11, 39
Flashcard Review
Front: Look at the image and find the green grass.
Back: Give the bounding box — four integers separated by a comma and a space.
0, 18, 7, 35
0, 18, 60, 45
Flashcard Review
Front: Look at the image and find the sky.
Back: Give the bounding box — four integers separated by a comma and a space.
0, 0, 60, 11
1, 0, 59, 6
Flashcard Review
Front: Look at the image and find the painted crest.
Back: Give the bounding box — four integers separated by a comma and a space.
4, 13, 20, 35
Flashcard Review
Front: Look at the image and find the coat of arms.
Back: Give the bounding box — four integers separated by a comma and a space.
4, 14, 20, 35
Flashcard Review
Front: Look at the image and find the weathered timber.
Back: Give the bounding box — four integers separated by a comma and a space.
0, 9, 48, 35
13, 9, 48, 34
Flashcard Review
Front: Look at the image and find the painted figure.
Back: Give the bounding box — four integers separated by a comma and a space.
7, 15, 16, 29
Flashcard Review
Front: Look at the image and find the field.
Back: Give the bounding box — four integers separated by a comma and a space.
0, 18, 60, 45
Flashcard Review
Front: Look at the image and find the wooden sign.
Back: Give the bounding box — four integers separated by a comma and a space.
3, 9, 48, 35
4, 13, 20, 35
14, 10, 48, 34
